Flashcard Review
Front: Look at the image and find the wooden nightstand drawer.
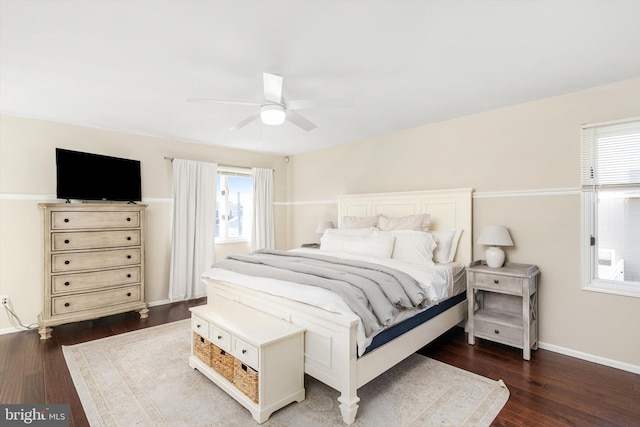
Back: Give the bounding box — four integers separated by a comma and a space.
474, 273, 522, 294
52, 230, 140, 251
474, 315, 523, 347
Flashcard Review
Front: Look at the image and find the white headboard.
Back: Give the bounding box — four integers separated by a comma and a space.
337, 188, 474, 266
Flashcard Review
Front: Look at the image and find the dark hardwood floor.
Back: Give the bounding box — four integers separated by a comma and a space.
1, 299, 638, 426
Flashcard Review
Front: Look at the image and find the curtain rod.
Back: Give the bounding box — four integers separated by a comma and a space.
163, 157, 273, 171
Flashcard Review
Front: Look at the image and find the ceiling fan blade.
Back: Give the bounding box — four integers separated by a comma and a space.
286, 110, 317, 132
286, 98, 354, 110
263, 72, 283, 104
187, 98, 260, 106
230, 112, 260, 130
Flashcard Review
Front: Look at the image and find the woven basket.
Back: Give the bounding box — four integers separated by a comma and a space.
233, 358, 259, 403
212, 345, 234, 382
193, 333, 213, 366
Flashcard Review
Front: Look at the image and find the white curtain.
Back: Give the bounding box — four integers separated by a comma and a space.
251, 167, 275, 251
169, 159, 217, 301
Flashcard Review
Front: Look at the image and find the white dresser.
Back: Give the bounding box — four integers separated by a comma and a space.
38, 203, 149, 339
190, 299, 305, 423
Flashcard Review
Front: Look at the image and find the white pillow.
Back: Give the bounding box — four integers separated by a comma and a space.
339, 215, 380, 229
378, 214, 430, 232
320, 231, 395, 259
431, 229, 463, 263
386, 230, 437, 265
322, 227, 378, 237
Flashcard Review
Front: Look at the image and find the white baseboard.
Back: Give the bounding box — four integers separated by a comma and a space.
538, 341, 640, 375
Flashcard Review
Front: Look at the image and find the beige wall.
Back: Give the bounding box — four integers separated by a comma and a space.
287, 77, 640, 369
0, 115, 288, 331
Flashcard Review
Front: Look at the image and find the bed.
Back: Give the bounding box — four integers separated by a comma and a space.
201, 188, 473, 424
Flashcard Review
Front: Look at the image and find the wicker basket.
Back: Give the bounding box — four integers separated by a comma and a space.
233, 358, 259, 403
193, 333, 213, 366
212, 345, 234, 382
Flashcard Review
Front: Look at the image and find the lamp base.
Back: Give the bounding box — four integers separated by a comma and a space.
485, 246, 505, 268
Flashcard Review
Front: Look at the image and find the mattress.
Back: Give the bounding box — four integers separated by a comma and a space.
201, 248, 466, 355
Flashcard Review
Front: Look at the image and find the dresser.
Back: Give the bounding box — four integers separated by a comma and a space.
190, 300, 305, 423
38, 203, 149, 339
466, 260, 539, 360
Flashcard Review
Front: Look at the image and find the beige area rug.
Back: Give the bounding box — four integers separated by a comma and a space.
63, 320, 509, 427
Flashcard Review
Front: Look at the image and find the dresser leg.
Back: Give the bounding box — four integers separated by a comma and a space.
138, 307, 149, 319
38, 326, 52, 340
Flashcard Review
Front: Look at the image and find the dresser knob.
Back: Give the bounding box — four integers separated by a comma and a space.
64, 218, 69, 223
127, 236, 132, 241
64, 281, 70, 286
217, 335, 222, 340
64, 260, 70, 265
64, 239, 70, 244
127, 217, 131, 221
242, 349, 247, 354
127, 255, 132, 259
127, 274, 132, 278
196, 324, 201, 328
494, 329, 500, 334
64, 302, 70, 307
127, 292, 132, 297
494, 279, 499, 284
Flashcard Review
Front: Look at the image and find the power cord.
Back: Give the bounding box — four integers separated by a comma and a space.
2, 302, 38, 331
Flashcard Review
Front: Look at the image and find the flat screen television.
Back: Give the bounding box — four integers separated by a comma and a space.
56, 148, 142, 202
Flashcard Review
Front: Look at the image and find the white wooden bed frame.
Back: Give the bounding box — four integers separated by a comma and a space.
204, 188, 473, 424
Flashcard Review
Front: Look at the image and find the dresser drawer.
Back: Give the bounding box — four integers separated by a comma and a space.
474, 317, 523, 347
52, 284, 141, 315
52, 248, 141, 272
473, 273, 522, 295
210, 325, 232, 352
192, 315, 209, 340
51, 211, 140, 230
233, 336, 259, 369
52, 230, 141, 251
52, 267, 140, 294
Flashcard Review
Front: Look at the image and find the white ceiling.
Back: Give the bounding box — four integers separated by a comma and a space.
1, 1, 640, 156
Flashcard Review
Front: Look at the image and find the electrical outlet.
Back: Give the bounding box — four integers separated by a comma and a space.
0, 295, 8, 306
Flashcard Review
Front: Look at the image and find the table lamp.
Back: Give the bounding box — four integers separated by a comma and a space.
477, 225, 514, 268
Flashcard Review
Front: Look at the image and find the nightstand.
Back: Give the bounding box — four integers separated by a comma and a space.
466, 260, 540, 360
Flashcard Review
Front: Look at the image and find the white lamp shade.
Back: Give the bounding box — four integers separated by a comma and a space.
260, 104, 286, 125
477, 225, 513, 268
315, 220, 334, 234
477, 225, 514, 247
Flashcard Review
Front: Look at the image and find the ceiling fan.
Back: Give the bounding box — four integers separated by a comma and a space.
187, 72, 351, 132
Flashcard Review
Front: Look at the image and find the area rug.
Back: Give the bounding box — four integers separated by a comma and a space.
63, 320, 509, 426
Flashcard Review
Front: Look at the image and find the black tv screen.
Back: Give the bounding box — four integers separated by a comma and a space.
56, 149, 142, 202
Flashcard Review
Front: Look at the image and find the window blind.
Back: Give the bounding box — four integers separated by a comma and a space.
581, 119, 640, 189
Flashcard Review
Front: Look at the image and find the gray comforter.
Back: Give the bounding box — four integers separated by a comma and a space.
212, 249, 431, 337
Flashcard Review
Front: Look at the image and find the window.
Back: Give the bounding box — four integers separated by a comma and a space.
216, 168, 253, 243
581, 118, 640, 297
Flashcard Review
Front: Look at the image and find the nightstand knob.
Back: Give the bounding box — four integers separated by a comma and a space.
494, 279, 499, 284
217, 335, 222, 340
196, 324, 201, 328
494, 329, 500, 334
242, 349, 247, 354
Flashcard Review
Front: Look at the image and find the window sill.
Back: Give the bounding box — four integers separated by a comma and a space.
583, 280, 640, 299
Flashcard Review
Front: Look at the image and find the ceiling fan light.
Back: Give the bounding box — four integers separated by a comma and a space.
260, 104, 286, 125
